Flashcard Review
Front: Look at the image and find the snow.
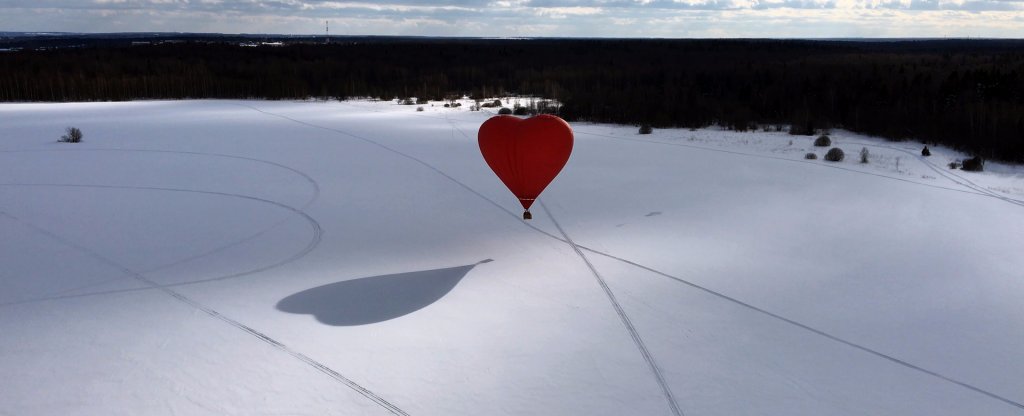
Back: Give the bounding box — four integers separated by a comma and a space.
1, 99, 1023, 416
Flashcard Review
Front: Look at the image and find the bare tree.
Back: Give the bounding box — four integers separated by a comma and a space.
59, 127, 83, 143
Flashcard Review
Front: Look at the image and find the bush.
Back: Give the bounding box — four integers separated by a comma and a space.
512, 106, 528, 116
859, 147, 869, 163
416, 106, 424, 112
961, 156, 984, 172
948, 161, 961, 169
498, 107, 512, 115
824, 147, 845, 162
921, 146, 931, 156
59, 127, 83, 143
805, 152, 817, 160
814, 135, 831, 147
639, 124, 653, 135
492, 99, 502, 107
400, 98, 415, 105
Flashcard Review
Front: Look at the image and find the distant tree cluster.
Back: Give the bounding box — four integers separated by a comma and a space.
2, 38, 1023, 161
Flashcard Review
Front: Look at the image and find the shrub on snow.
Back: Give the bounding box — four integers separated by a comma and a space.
824, 147, 845, 162
860, 147, 870, 163
805, 152, 817, 160
961, 156, 984, 172
59, 127, 83, 143
498, 107, 512, 115
814, 135, 831, 147
639, 124, 653, 135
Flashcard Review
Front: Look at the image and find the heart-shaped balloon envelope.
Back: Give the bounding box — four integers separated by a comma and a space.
478, 114, 573, 217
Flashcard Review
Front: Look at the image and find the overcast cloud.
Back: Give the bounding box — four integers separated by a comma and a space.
1, 0, 1021, 37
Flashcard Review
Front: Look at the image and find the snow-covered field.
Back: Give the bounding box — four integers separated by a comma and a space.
1, 99, 1023, 416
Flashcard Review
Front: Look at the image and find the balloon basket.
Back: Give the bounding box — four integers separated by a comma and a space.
523, 210, 532, 220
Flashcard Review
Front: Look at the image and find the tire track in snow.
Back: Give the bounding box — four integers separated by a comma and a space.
938, 166, 1024, 205
240, 102, 1024, 411
0, 183, 322, 307
572, 127, 1003, 199
0, 209, 409, 416
0, 147, 319, 290
540, 202, 684, 416
443, 111, 472, 140
0, 148, 323, 297
577, 125, 1024, 208
442, 110, 1021, 206
161, 290, 410, 416
234, 102, 517, 222
0, 148, 321, 208
836, 140, 1024, 208
244, 102, 688, 412
591, 250, 1024, 411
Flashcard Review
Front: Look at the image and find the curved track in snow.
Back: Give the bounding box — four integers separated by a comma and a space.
0, 182, 323, 307
0, 208, 407, 416
11, 102, 1017, 412
0, 147, 323, 292
312, 102, 1024, 412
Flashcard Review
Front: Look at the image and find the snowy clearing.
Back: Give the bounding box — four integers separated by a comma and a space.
1, 99, 1023, 416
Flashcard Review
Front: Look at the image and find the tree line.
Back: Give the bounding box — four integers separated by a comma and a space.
1, 38, 1022, 161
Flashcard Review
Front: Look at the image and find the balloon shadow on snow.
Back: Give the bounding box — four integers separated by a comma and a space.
276, 259, 492, 326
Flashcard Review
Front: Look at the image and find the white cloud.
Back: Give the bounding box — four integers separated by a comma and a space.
533, 6, 604, 18
0, 0, 1021, 36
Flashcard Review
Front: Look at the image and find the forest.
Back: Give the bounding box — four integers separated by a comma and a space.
1, 37, 1022, 162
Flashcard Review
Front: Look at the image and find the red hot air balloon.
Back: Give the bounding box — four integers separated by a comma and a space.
478, 114, 574, 220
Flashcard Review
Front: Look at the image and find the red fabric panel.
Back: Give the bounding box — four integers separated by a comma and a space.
478, 115, 574, 210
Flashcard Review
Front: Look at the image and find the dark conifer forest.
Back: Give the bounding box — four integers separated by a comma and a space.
1, 37, 1022, 161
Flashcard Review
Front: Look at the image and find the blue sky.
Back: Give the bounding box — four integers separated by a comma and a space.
1, 0, 1022, 38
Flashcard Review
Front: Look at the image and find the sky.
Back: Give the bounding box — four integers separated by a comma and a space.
1, 0, 1022, 38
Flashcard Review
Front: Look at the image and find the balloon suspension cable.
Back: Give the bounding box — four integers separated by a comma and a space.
523, 210, 532, 220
